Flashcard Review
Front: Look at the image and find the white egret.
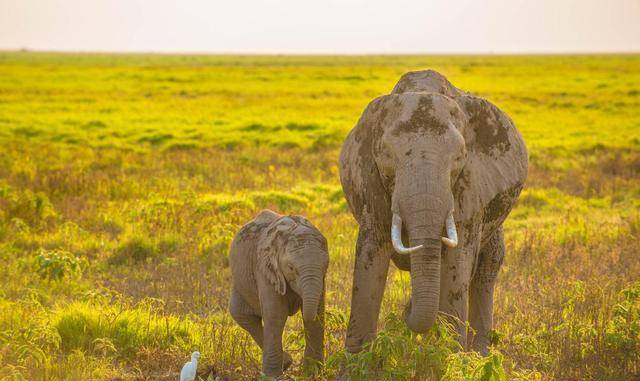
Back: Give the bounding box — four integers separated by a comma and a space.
180, 351, 200, 381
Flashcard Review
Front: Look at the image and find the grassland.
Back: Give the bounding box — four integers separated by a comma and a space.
0, 52, 639, 380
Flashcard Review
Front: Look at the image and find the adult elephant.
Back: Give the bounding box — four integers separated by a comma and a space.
339, 70, 527, 354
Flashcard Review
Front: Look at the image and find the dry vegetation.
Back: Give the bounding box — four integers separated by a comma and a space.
0, 52, 639, 380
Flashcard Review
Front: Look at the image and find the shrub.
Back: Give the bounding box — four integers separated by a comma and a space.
251, 191, 308, 211
605, 282, 640, 356
108, 236, 156, 265
0, 185, 57, 228
34, 248, 82, 280
53, 301, 197, 358
323, 314, 507, 381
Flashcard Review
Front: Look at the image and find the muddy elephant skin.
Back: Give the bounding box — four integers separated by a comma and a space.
339, 70, 528, 354
228, 209, 329, 378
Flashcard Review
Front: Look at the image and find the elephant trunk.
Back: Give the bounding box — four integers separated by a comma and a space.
401, 199, 444, 333
299, 265, 324, 323
392, 163, 452, 334
405, 237, 442, 333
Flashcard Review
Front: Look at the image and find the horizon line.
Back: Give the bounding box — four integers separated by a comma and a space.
2, 48, 639, 57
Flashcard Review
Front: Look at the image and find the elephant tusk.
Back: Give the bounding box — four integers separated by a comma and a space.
441, 210, 458, 248
391, 213, 423, 254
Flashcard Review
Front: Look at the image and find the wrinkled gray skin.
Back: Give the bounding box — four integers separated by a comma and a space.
229, 209, 329, 378
340, 70, 528, 354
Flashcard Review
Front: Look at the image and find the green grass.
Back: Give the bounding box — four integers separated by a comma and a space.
0, 52, 639, 380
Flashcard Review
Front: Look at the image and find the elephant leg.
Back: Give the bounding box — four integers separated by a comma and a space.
439, 224, 480, 349
230, 288, 292, 372
230, 287, 264, 347
344, 225, 391, 353
439, 246, 470, 347
469, 226, 505, 355
262, 312, 288, 377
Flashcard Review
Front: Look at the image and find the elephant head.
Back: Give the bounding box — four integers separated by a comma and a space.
258, 215, 329, 323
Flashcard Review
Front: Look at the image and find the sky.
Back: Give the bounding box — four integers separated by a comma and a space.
0, 0, 639, 54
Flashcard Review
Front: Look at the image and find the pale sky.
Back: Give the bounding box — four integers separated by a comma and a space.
1, 0, 639, 54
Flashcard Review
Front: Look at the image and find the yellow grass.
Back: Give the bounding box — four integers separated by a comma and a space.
0, 52, 639, 380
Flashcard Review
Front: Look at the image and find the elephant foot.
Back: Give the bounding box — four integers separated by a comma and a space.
283, 351, 293, 371
472, 337, 490, 356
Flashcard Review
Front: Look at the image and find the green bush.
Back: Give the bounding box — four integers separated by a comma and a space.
606, 282, 640, 354
108, 236, 156, 265
251, 191, 308, 211
0, 184, 57, 228
34, 248, 82, 280
53, 302, 197, 358
323, 314, 507, 381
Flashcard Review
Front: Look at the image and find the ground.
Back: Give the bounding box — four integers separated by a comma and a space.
0, 52, 639, 380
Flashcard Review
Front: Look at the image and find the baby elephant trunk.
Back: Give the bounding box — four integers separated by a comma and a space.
299, 265, 324, 323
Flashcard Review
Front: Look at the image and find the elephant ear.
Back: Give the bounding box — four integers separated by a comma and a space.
453, 95, 528, 230
339, 95, 396, 238
257, 216, 296, 296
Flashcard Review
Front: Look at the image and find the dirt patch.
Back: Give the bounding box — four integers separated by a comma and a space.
394, 96, 448, 137
483, 182, 524, 224
466, 99, 511, 157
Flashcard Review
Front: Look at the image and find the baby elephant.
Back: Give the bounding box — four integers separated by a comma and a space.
229, 209, 329, 378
